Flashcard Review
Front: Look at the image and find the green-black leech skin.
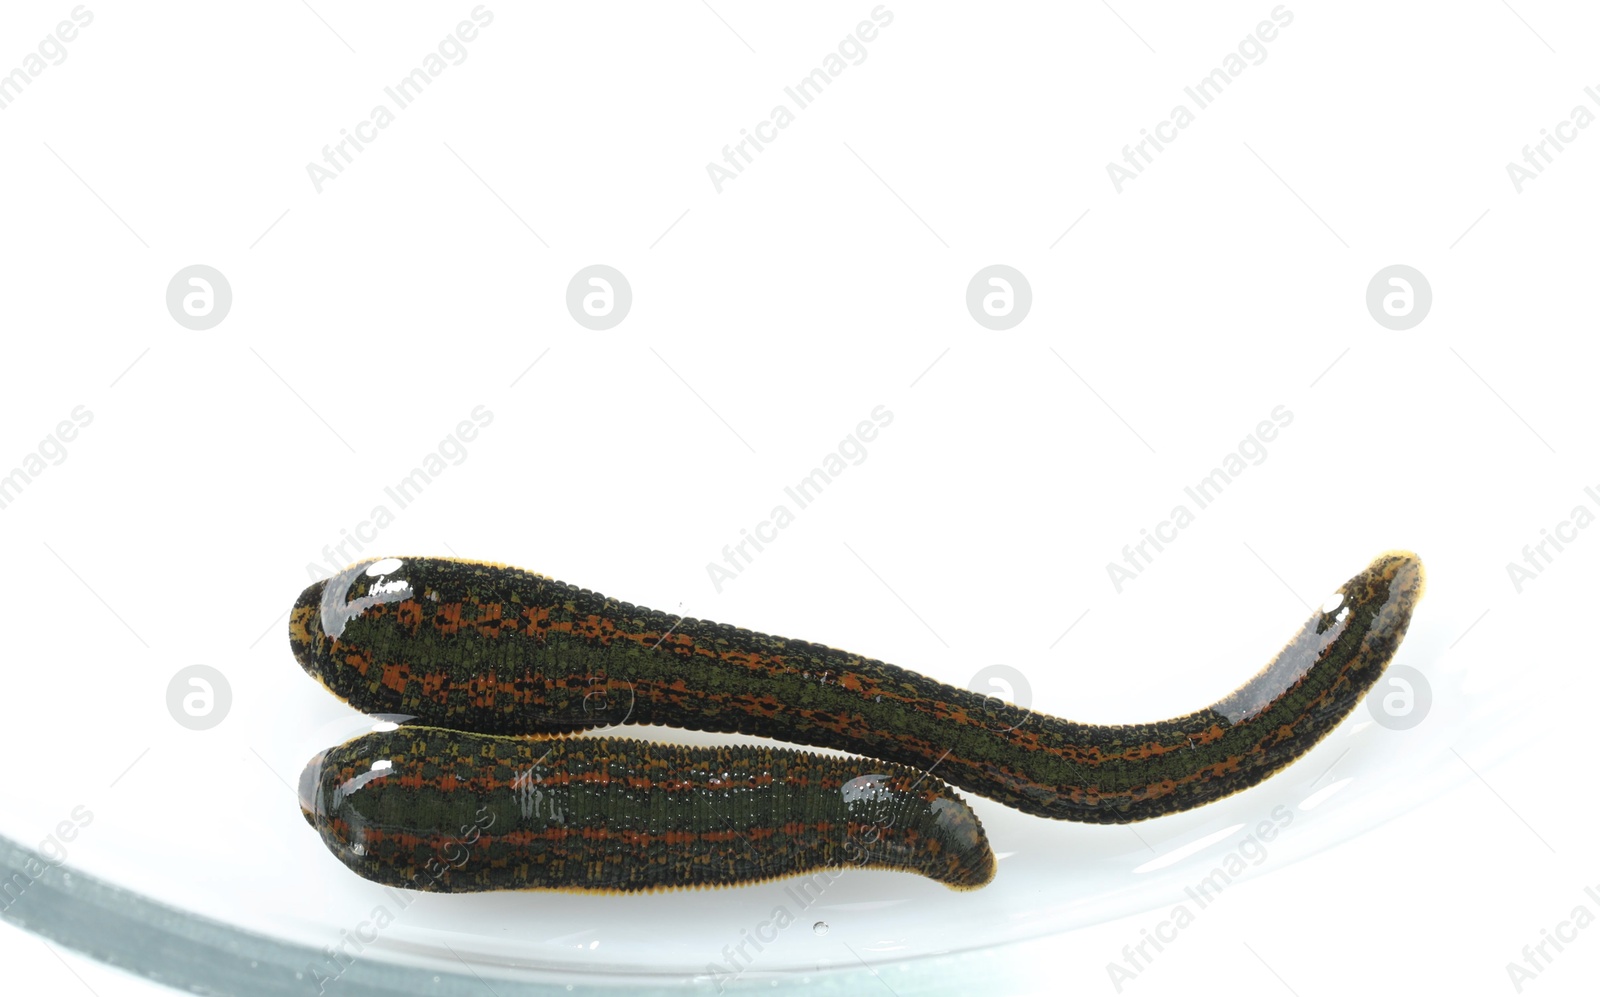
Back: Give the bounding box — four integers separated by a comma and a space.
299, 728, 996, 893
290, 552, 1424, 824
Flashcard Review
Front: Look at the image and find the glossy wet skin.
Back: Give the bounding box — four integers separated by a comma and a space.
297, 728, 997, 893
297, 749, 326, 829
290, 552, 1424, 824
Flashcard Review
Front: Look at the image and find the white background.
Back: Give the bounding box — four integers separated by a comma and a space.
1, 2, 1597, 994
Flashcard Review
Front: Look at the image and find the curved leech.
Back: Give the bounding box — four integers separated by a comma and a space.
289, 552, 1424, 823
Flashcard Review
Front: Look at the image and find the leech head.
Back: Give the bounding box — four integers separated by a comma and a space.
299, 740, 393, 867
288, 557, 416, 691
298, 749, 328, 829
1368, 549, 1426, 606
297, 745, 393, 824
1212, 551, 1425, 725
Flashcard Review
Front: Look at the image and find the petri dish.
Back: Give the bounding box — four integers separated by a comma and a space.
1, 556, 1505, 994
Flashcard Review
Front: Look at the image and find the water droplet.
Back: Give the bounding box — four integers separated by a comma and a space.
813, 921, 829, 935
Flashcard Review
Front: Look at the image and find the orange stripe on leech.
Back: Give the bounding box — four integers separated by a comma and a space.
341, 648, 373, 677
395, 600, 423, 629
465, 673, 498, 708
474, 602, 506, 637
521, 604, 553, 636
385, 766, 820, 797
573, 615, 601, 640
423, 597, 845, 696
419, 670, 449, 702
380, 662, 409, 693
1111, 724, 1228, 762
382, 593, 1284, 770
435, 603, 464, 635
351, 822, 853, 853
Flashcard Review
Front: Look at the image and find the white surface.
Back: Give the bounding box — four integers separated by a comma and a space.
0, 918, 180, 997
1, 1, 1597, 993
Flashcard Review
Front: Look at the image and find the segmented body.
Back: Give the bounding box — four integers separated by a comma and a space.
290, 552, 1424, 824
298, 728, 995, 892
